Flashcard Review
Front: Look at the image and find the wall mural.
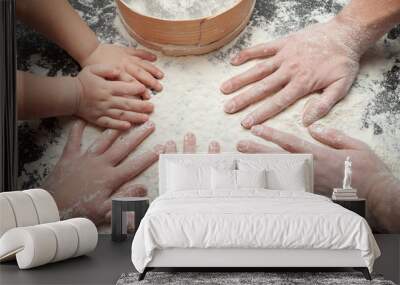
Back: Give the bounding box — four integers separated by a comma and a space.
16, 0, 400, 232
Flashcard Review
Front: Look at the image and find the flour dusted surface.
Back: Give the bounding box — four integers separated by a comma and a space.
17, 0, 400, 207
124, 0, 239, 20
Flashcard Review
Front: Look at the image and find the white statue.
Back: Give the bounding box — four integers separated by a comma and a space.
342, 156, 352, 189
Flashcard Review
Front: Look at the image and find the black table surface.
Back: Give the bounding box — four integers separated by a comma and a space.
0, 235, 134, 285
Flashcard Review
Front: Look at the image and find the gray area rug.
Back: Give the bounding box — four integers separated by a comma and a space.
116, 272, 395, 285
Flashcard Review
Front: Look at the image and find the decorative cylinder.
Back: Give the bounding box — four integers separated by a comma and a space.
23, 189, 60, 224
0, 196, 17, 237
0, 191, 39, 227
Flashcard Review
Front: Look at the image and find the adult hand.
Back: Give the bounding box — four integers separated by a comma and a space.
237, 124, 400, 232
42, 120, 165, 225
75, 64, 154, 130
164, 132, 221, 154
221, 19, 363, 128
80, 43, 163, 93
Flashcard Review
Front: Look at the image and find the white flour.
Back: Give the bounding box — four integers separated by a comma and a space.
19, 0, 400, 203
124, 0, 239, 20
108, 4, 399, 199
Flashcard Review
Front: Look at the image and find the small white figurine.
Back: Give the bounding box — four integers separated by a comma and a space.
342, 156, 352, 189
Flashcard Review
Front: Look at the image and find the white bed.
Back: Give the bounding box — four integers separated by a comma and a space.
131, 154, 380, 280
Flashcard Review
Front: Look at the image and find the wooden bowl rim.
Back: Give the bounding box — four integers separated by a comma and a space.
122, 2, 254, 57
117, 0, 246, 23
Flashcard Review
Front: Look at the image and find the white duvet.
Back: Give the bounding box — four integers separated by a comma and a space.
131, 190, 380, 272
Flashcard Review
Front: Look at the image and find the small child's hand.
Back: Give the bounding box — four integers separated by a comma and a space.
43, 120, 164, 225
80, 43, 164, 93
74, 64, 154, 130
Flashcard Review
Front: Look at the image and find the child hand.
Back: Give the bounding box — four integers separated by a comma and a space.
80, 43, 163, 92
43, 120, 165, 225
74, 64, 154, 130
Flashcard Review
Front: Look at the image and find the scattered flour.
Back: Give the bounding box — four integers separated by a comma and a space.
124, 0, 239, 20
18, 0, 400, 204
77, 0, 94, 6
101, 5, 400, 200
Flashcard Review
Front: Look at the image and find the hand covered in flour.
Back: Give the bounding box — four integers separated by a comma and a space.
42, 120, 165, 225
237, 124, 400, 233
164, 132, 221, 154
75, 64, 155, 130
80, 43, 163, 94
221, 19, 364, 128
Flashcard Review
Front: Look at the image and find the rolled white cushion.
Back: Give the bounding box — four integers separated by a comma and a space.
1, 191, 39, 227
42, 221, 79, 262
211, 168, 236, 190
0, 196, 17, 237
236, 169, 267, 189
0, 226, 57, 269
65, 218, 98, 257
0, 218, 97, 269
23, 189, 59, 224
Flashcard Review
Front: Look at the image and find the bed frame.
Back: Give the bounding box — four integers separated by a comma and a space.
141, 248, 371, 280
139, 154, 371, 281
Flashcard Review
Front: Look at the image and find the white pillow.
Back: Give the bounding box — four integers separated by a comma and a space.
166, 158, 235, 170
167, 163, 211, 191
211, 168, 236, 190
267, 167, 306, 191
166, 159, 236, 192
236, 169, 267, 189
237, 160, 307, 191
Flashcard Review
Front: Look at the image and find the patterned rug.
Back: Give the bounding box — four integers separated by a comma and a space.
116, 271, 395, 285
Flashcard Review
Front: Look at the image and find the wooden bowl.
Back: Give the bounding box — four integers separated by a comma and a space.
116, 0, 255, 56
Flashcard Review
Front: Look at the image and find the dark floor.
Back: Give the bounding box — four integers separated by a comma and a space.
0, 235, 133, 285
0, 235, 399, 285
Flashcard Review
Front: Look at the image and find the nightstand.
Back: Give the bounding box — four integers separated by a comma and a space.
111, 197, 150, 242
332, 198, 366, 218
